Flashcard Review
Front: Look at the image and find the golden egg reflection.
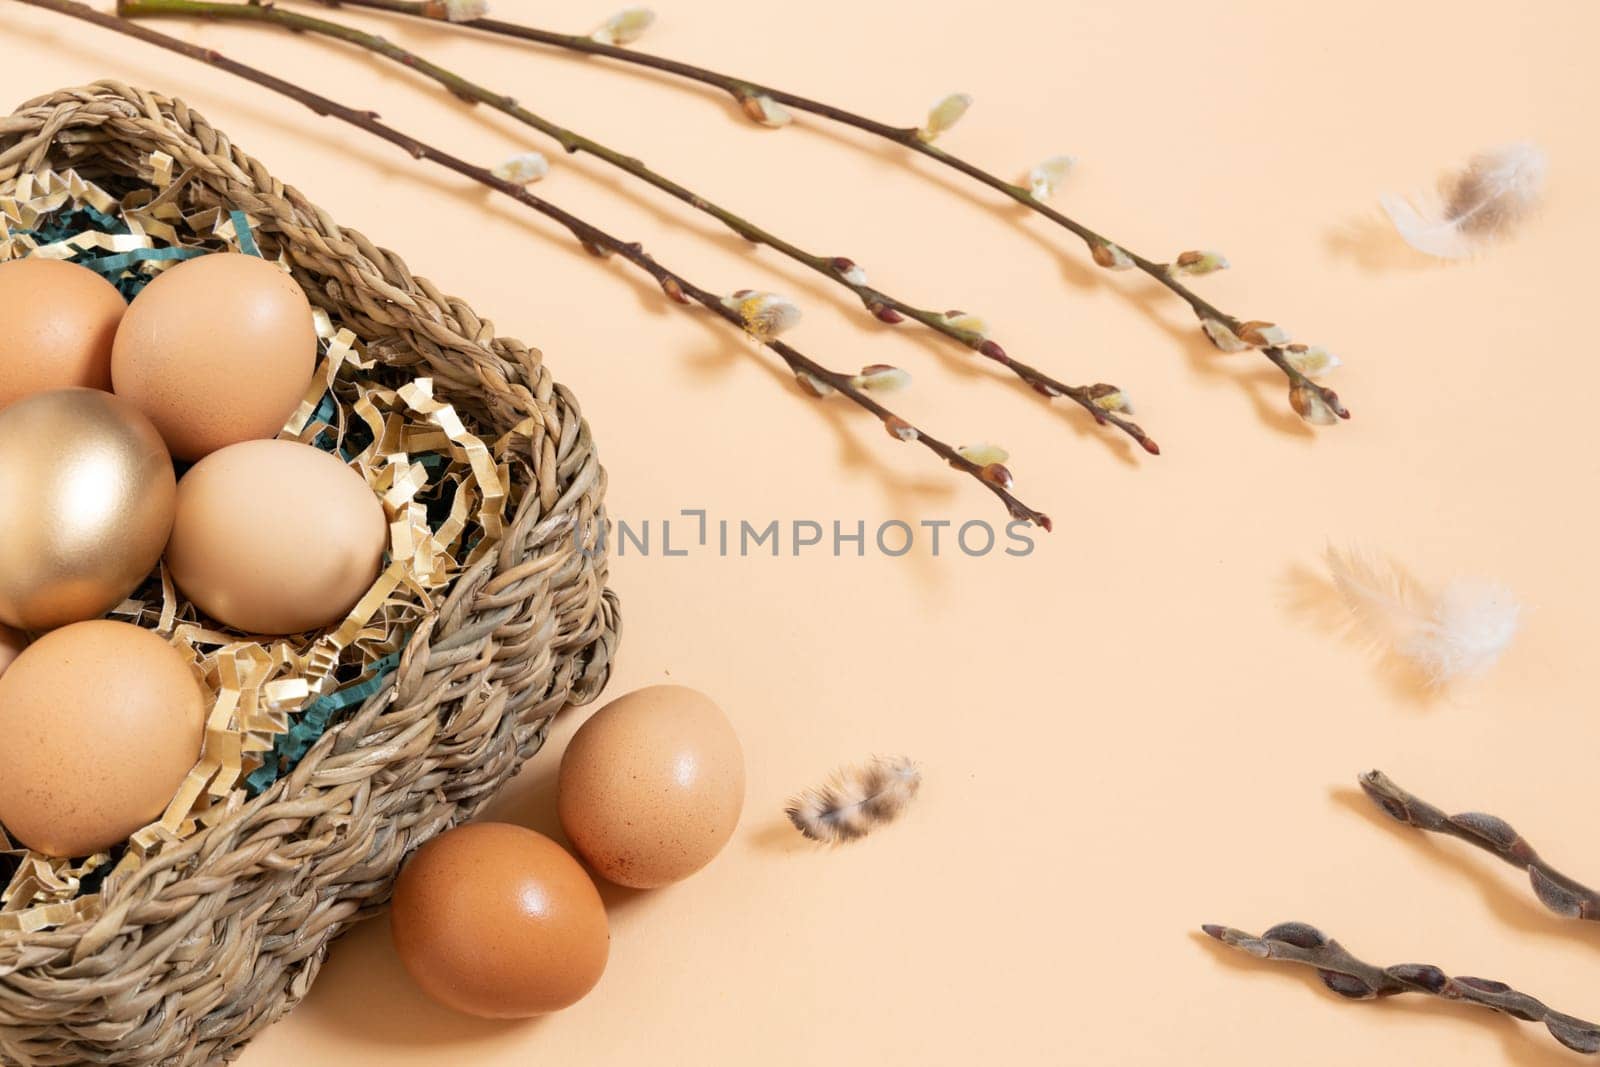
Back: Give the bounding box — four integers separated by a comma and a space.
0, 389, 177, 631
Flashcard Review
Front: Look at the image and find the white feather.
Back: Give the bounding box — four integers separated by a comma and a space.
1380, 142, 1547, 259
1326, 546, 1519, 687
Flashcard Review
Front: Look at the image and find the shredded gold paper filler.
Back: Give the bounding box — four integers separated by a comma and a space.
0, 159, 518, 930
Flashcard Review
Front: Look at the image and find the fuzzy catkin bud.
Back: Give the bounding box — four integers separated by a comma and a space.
724, 290, 802, 339
957, 442, 1009, 466
435, 0, 487, 22
797, 370, 835, 398
1201, 319, 1250, 352
1091, 242, 1134, 270
1289, 383, 1338, 425
829, 257, 869, 286
884, 416, 918, 441
1171, 250, 1230, 276
590, 7, 655, 45
1025, 155, 1077, 200
941, 311, 989, 339
741, 94, 792, 128
491, 151, 549, 184
1086, 383, 1131, 413
1283, 343, 1341, 377
916, 93, 973, 142
1238, 320, 1290, 347
850, 364, 911, 392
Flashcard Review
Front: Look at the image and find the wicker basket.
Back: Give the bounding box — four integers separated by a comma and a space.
0, 82, 620, 1065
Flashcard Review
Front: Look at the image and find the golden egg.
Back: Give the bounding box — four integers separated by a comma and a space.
111, 252, 317, 460
559, 685, 745, 888
0, 258, 127, 410
0, 620, 206, 858
164, 439, 387, 635
0, 388, 177, 631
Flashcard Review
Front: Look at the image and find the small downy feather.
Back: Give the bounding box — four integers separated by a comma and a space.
786, 756, 921, 843
1325, 545, 1519, 687
1380, 142, 1547, 259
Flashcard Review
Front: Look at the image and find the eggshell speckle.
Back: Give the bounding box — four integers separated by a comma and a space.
390, 823, 609, 1018
0, 258, 127, 409
0, 620, 206, 858
559, 685, 745, 888
165, 439, 387, 636
111, 252, 316, 460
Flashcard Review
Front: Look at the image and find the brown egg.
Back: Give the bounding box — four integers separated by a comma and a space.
0, 258, 126, 410
0, 624, 24, 678
0, 620, 206, 857
164, 439, 387, 635
391, 823, 610, 1018
111, 252, 316, 460
559, 685, 745, 888
0, 388, 177, 632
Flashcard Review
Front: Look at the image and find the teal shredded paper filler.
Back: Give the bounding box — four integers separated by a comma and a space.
245, 651, 404, 794
230, 209, 262, 257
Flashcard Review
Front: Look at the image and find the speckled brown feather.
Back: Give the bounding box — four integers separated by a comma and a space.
786, 756, 921, 844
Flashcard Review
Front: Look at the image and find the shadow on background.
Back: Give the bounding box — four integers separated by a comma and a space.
1324, 211, 1438, 275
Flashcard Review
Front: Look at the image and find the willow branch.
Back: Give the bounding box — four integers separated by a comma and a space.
117, 0, 1156, 456
16, 0, 1051, 529
1360, 770, 1600, 921
1203, 921, 1600, 1054
319, 0, 1348, 423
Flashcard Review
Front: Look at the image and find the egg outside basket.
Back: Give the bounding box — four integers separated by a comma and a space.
0, 82, 620, 1065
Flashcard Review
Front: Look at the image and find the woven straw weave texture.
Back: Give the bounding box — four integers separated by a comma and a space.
0, 81, 620, 1066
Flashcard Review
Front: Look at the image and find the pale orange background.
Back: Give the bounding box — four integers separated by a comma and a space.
5, 1, 1600, 1063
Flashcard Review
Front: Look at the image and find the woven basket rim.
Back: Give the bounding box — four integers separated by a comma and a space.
0, 81, 618, 1067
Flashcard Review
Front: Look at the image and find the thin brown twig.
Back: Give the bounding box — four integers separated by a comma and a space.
14, 0, 1052, 529
1209, 773, 1600, 1056
1360, 769, 1600, 921
118, 0, 1157, 456
1203, 921, 1600, 1054
320, 0, 1349, 424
